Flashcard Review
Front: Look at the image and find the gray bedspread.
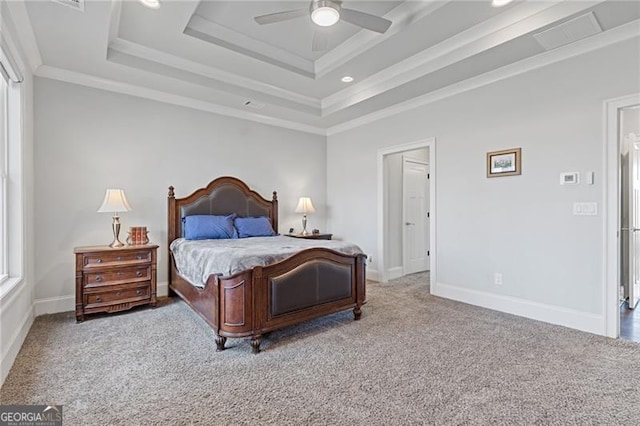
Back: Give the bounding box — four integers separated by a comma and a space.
170, 236, 364, 287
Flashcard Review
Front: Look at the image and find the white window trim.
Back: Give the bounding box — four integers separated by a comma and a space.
0, 68, 7, 285
0, 38, 24, 291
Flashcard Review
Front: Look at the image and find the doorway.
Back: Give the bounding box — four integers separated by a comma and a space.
377, 138, 436, 283
403, 156, 430, 275
619, 106, 640, 341
605, 94, 640, 339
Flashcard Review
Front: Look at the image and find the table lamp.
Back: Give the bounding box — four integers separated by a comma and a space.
294, 197, 316, 235
97, 189, 131, 248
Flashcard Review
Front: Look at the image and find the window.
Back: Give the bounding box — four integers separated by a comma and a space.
0, 75, 7, 284
0, 40, 23, 287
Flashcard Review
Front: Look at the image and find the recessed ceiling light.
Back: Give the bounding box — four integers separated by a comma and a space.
341, 76, 354, 83
491, 0, 513, 7
138, 0, 161, 10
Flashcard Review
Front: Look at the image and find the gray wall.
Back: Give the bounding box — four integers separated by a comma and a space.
34, 78, 326, 302
326, 39, 640, 326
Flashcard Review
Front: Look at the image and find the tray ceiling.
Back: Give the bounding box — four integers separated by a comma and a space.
16, 0, 640, 133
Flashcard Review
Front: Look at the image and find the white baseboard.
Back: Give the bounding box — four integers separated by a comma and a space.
432, 281, 605, 336
157, 281, 168, 297
387, 267, 404, 280
34, 294, 74, 316
1, 303, 34, 385
34, 281, 170, 316
367, 268, 380, 282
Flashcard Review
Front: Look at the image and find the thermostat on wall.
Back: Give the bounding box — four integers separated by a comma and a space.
560, 172, 579, 185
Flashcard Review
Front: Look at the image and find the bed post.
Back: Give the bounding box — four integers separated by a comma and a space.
272, 191, 278, 233
167, 186, 177, 297
354, 253, 367, 320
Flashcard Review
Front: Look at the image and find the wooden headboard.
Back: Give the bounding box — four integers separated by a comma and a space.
167, 176, 278, 247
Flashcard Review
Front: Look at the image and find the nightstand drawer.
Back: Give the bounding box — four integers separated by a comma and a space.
83, 250, 152, 268
85, 284, 150, 307
84, 266, 150, 287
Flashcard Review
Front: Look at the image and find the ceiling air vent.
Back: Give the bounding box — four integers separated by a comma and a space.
533, 12, 602, 51
52, 0, 84, 12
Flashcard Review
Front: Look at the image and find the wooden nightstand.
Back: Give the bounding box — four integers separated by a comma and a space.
285, 233, 333, 240
74, 244, 159, 322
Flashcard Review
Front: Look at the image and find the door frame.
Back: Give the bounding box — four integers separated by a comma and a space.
604, 93, 640, 338
377, 137, 436, 283
402, 156, 429, 275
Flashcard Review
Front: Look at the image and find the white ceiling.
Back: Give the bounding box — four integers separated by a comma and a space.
14, 0, 640, 133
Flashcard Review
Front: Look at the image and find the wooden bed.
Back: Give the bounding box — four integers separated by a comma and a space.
167, 176, 367, 353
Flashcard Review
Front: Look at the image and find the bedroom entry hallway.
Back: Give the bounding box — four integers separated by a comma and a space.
606, 93, 640, 341
377, 138, 436, 283
618, 104, 640, 342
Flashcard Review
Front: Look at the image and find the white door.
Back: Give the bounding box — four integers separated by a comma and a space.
628, 137, 640, 308
402, 157, 429, 275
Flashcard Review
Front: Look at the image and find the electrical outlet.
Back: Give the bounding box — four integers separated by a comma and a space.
368, 256, 373, 264
494, 273, 503, 286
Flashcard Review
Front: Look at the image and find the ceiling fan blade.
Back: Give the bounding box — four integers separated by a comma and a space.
254, 9, 308, 25
312, 29, 329, 52
341, 8, 392, 34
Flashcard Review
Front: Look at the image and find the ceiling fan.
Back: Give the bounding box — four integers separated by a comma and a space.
254, 0, 393, 51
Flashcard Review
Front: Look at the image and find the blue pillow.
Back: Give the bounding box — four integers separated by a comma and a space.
183, 214, 237, 240
234, 216, 276, 238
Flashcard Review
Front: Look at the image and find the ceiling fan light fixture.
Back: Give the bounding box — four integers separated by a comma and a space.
491, 0, 513, 7
138, 0, 161, 9
311, 1, 341, 27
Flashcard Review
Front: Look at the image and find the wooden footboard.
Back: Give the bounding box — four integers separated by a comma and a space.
170, 247, 366, 353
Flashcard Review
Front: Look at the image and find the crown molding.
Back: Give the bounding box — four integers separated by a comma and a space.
109, 38, 321, 111
35, 65, 327, 136
107, 0, 123, 49
326, 20, 640, 136
314, 0, 448, 79
185, 14, 315, 78
321, 0, 601, 116
3, 0, 42, 72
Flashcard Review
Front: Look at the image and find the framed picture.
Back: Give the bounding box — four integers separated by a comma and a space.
486, 148, 521, 178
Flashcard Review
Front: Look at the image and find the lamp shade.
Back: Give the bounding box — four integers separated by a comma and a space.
97, 189, 132, 213
294, 197, 316, 214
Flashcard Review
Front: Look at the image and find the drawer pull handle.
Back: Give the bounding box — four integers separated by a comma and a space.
116, 291, 121, 296
117, 271, 122, 276
95, 276, 102, 282
96, 296, 102, 302
136, 271, 143, 277
96, 258, 102, 263
117, 256, 122, 261
137, 255, 143, 260
136, 289, 142, 296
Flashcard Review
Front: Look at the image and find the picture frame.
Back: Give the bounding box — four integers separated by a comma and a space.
486, 148, 521, 178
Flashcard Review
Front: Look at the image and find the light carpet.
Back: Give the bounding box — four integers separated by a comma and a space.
2, 272, 640, 425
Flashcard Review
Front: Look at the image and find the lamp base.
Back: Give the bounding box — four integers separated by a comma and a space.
301, 215, 309, 235
109, 214, 125, 248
